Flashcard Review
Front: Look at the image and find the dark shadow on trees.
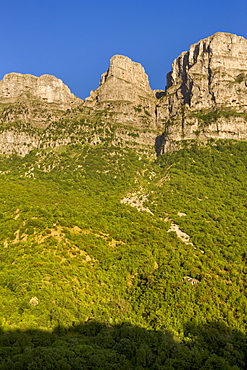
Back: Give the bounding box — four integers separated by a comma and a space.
0, 320, 246, 369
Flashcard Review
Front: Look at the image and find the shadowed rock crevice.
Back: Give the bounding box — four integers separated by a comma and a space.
155, 132, 166, 156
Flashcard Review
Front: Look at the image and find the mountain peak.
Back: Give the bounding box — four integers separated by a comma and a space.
0, 32, 247, 155
0, 72, 81, 107
84, 54, 157, 130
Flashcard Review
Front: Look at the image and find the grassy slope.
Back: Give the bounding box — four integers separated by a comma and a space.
0, 140, 247, 368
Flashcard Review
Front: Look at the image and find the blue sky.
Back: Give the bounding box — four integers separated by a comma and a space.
1, 0, 247, 99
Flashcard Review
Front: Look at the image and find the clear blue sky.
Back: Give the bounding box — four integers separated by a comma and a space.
1, 0, 246, 99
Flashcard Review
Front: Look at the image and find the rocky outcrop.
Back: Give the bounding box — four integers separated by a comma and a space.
0, 73, 81, 108
1, 32, 247, 156
168, 32, 247, 111
157, 32, 247, 149
89, 55, 153, 103
0, 130, 40, 156
0, 73, 82, 128
84, 55, 158, 129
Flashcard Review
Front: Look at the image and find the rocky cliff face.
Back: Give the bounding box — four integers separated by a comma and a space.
0, 73, 82, 129
0, 60, 161, 155
0, 73, 81, 107
90, 55, 153, 102
1, 32, 247, 156
82, 54, 162, 153
157, 32, 247, 150
84, 55, 158, 129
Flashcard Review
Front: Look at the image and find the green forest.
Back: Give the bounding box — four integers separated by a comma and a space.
1, 139, 247, 369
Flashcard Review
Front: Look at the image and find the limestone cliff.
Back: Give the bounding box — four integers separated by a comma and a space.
84, 55, 158, 129
0, 73, 81, 107
157, 32, 247, 150
0, 73, 82, 128
0, 58, 162, 155
1, 32, 247, 156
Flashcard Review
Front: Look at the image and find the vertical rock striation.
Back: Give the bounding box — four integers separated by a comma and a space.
1, 32, 247, 156
84, 55, 158, 129
157, 32, 247, 149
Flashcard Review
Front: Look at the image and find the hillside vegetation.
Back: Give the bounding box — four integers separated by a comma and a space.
0, 140, 247, 369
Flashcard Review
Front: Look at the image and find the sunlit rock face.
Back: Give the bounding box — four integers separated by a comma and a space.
97, 54, 153, 102
1, 32, 247, 156
157, 32, 247, 149
84, 55, 158, 129
0, 73, 82, 131
0, 73, 81, 108
167, 32, 247, 112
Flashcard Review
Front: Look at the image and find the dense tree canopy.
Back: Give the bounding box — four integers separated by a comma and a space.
0, 139, 247, 368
